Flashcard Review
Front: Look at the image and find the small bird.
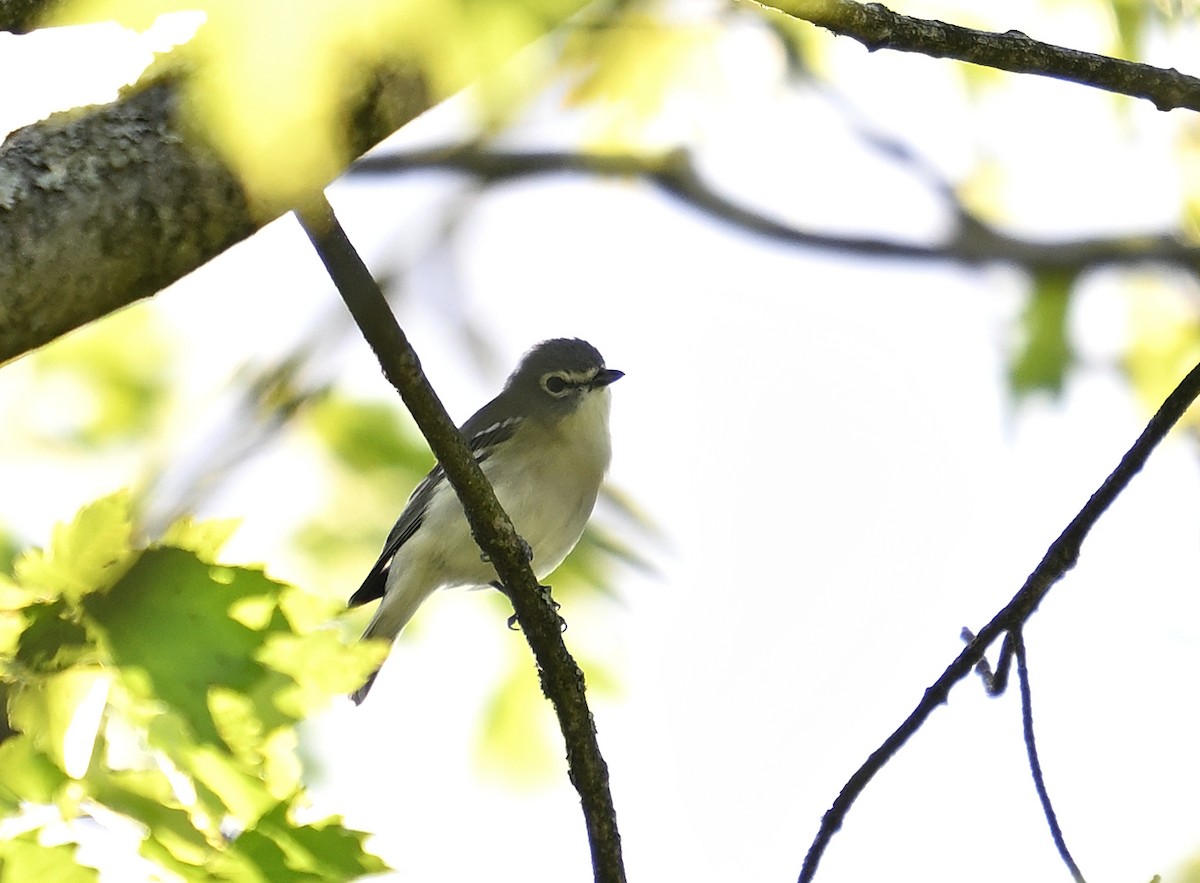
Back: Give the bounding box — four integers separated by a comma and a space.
349, 338, 623, 704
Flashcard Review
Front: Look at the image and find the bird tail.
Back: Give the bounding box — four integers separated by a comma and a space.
350, 669, 380, 706
350, 580, 434, 705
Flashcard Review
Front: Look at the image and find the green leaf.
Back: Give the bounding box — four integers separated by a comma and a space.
2, 496, 389, 880
256, 630, 388, 719
81, 548, 296, 748
87, 767, 212, 867
222, 801, 387, 882
0, 830, 99, 883
12, 492, 136, 602
8, 667, 109, 778
0, 736, 69, 811
161, 517, 243, 563
142, 710, 275, 831
13, 600, 94, 674
1008, 271, 1076, 398
0, 524, 21, 580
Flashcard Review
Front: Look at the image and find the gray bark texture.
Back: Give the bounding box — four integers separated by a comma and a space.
0, 0, 57, 33
0, 66, 431, 364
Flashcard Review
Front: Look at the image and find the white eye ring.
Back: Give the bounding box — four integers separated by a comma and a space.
542, 373, 571, 397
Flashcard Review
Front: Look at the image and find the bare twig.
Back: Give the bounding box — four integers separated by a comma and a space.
351, 146, 1200, 275
963, 627, 1014, 696
799, 357, 1200, 883
1014, 631, 1086, 883
752, 0, 1200, 112
295, 194, 626, 883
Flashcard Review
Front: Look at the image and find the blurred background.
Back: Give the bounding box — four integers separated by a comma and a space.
3, 1, 1200, 881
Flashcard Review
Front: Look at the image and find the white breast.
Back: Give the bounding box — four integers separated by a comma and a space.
488, 387, 612, 578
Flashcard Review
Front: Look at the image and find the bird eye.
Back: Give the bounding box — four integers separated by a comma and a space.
542, 374, 570, 396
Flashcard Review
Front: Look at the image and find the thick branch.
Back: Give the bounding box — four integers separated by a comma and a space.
0, 61, 427, 364
0, 81, 255, 364
753, 0, 1200, 112
352, 146, 1200, 274
296, 195, 626, 883
0, 0, 55, 33
798, 357, 1200, 882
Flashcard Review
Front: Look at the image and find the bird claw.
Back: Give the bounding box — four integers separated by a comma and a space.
480, 537, 534, 565
499, 583, 567, 632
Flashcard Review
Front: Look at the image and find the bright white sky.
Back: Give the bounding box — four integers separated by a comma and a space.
3, 6, 1200, 883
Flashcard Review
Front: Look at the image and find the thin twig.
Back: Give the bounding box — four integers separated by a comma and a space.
351, 147, 1200, 275
752, 0, 1200, 112
963, 627, 1014, 696
1013, 630, 1086, 883
295, 194, 626, 883
799, 357, 1200, 883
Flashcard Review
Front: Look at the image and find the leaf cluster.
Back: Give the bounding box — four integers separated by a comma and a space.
0, 493, 389, 881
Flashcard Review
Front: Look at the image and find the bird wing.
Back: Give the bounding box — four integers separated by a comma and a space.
346, 405, 524, 608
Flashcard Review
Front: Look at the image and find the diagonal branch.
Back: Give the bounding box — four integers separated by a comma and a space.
752, 0, 1200, 112
0, 65, 432, 365
295, 194, 626, 883
798, 356, 1200, 883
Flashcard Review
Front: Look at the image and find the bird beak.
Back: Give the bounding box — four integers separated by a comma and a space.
591, 368, 624, 389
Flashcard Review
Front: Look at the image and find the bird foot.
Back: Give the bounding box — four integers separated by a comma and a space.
495, 582, 567, 632
479, 537, 534, 565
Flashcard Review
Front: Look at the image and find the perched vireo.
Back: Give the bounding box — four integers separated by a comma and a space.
349, 338, 623, 703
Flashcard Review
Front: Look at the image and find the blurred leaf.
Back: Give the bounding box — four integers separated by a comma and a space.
956, 159, 1008, 223
13, 600, 94, 674
12, 491, 136, 603
298, 395, 436, 589
1178, 120, 1200, 241
1125, 279, 1200, 428
1008, 271, 1076, 398
8, 667, 109, 778
256, 630, 389, 719
161, 516, 242, 562
54, 0, 588, 212
476, 643, 621, 787
756, 6, 817, 80
0, 735, 69, 810
0, 525, 21, 580
562, 13, 718, 148
29, 307, 171, 444
186, 742, 281, 823
87, 766, 211, 865
547, 524, 652, 602
1107, 0, 1146, 58
306, 395, 432, 476
0, 683, 13, 747
476, 656, 560, 785
0, 830, 99, 883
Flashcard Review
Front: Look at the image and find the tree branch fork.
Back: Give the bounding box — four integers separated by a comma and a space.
799, 358, 1200, 882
